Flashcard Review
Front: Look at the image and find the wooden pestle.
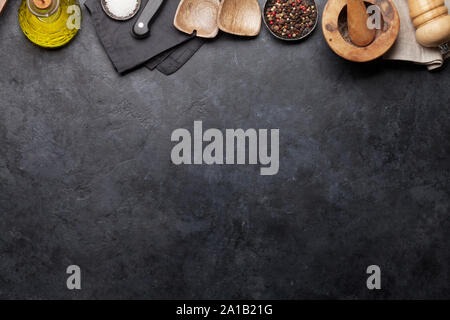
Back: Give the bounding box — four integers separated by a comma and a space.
347, 0, 376, 46
408, 0, 450, 48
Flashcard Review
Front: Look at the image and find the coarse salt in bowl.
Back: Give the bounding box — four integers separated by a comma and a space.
102, 0, 140, 20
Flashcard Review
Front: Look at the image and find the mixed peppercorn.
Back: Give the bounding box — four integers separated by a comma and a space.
264, 0, 318, 40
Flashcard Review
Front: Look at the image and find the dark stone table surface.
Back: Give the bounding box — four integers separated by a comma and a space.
0, 0, 449, 299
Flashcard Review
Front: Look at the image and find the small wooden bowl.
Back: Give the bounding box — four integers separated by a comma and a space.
217, 0, 261, 36
174, 0, 220, 38
322, 0, 400, 62
262, 0, 318, 41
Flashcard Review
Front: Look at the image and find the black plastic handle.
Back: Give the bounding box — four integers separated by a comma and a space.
132, 0, 164, 38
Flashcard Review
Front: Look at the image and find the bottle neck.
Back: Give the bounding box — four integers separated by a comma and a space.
27, 0, 60, 18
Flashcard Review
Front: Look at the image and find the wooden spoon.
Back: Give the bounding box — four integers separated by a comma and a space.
217, 0, 261, 36
0, 0, 8, 15
347, 0, 376, 46
174, 0, 220, 38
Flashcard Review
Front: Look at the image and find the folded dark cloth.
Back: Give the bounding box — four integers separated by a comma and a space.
147, 37, 205, 75
85, 0, 203, 74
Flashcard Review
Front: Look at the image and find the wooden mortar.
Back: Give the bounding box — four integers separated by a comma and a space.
322, 0, 400, 62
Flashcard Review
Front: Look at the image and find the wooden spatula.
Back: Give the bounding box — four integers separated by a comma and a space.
0, 0, 8, 15
217, 0, 261, 36
347, 0, 376, 46
174, 0, 220, 38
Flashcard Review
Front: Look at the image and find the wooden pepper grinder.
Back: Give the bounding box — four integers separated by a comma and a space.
408, 0, 450, 54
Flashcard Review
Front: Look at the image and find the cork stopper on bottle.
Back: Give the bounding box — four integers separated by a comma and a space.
32, 0, 52, 10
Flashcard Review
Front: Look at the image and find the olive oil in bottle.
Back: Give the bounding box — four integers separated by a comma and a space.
19, 0, 81, 48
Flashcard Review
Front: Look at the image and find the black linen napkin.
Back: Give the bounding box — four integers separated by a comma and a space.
146, 37, 205, 75
85, 0, 201, 74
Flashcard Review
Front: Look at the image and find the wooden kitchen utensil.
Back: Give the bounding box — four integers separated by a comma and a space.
174, 0, 220, 38
322, 0, 400, 62
217, 0, 261, 36
0, 0, 8, 15
347, 0, 376, 46
407, 0, 450, 49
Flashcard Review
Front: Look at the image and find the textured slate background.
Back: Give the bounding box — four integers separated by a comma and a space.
0, 0, 449, 299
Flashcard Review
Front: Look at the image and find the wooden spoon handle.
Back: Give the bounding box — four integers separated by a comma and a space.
347, 0, 376, 46
0, 0, 8, 14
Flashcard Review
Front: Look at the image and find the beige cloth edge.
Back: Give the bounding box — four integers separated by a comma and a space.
384, 0, 449, 71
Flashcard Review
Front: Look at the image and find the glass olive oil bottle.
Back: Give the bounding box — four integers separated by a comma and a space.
19, 0, 81, 48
